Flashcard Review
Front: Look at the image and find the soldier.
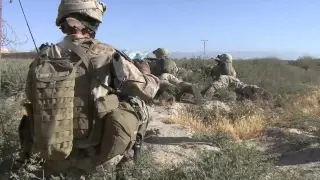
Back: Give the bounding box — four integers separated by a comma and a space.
18, 0, 160, 177
148, 48, 202, 104
210, 53, 236, 79
151, 48, 193, 80
148, 48, 179, 76
201, 53, 271, 101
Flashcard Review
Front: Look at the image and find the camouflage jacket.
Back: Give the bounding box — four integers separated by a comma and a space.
25, 36, 160, 103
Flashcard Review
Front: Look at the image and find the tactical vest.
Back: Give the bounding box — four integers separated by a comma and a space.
220, 62, 231, 76
161, 58, 178, 75
29, 38, 120, 160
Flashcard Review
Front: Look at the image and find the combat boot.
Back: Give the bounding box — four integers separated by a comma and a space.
191, 85, 203, 104
200, 85, 213, 96
200, 85, 217, 98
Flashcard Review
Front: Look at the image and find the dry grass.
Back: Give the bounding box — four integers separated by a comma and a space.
164, 102, 275, 140
215, 114, 267, 140
291, 85, 320, 116
166, 84, 320, 143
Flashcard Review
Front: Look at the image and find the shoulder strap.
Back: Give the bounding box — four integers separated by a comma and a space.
65, 41, 131, 70
63, 40, 91, 69
115, 49, 133, 62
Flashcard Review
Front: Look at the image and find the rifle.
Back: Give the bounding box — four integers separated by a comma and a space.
144, 57, 158, 61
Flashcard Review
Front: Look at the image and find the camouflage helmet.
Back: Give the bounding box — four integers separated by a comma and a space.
153, 48, 168, 58
56, 0, 107, 26
214, 53, 232, 63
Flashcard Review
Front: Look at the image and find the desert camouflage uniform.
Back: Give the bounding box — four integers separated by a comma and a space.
176, 67, 193, 80
18, 0, 160, 177
201, 54, 269, 100
150, 48, 202, 103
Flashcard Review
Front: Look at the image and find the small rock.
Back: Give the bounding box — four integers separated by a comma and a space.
197, 145, 220, 152
287, 128, 303, 134
203, 101, 231, 112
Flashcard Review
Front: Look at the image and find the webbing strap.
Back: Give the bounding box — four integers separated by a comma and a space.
36, 91, 75, 99
63, 40, 90, 70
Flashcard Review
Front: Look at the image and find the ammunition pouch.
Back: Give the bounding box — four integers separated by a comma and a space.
73, 94, 120, 149
120, 96, 150, 163
125, 96, 150, 138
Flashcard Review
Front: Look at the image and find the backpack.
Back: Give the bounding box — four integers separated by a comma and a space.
28, 39, 150, 164
145, 58, 177, 76
211, 62, 236, 80
29, 40, 93, 161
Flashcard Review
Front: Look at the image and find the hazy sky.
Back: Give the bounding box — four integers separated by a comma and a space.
3, 0, 320, 54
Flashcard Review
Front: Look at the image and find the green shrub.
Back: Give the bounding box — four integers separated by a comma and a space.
175, 58, 320, 97
0, 59, 31, 96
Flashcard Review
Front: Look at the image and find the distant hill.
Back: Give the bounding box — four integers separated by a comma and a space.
139, 50, 320, 60
1, 51, 37, 59
1, 48, 10, 53
1, 50, 319, 60
167, 51, 320, 60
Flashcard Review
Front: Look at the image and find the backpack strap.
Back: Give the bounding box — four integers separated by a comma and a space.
64, 40, 122, 95
63, 40, 91, 69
